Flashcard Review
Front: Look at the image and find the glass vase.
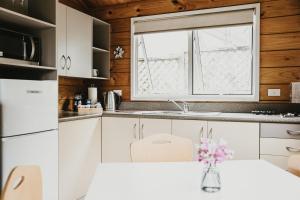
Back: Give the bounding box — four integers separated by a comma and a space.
201, 164, 221, 193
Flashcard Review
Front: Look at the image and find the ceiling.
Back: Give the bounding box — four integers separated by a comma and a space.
83, 0, 140, 7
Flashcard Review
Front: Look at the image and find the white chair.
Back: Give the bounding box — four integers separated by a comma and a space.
1, 165, 43, 200
288, 155, 300, 177
130, 134, 193, 162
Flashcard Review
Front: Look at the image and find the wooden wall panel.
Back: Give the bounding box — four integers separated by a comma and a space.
260, 84, 290, 101
261, 67, 300, 84
260, 50, 300, 68
60, 0, 300, 103
58, 77, 88, 111
261, 32, 300, 51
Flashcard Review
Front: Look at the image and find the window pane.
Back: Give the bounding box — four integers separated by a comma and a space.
193, 24, 253, 95
136, 31, 189, 96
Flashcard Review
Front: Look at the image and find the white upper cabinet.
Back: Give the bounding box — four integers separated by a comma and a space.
56, 3, 67, 75
102, 117, 139, 162
172, 120, 207, 160
208, 121, 259, 160
56, 3, 92, 78
139, 118, 172, 139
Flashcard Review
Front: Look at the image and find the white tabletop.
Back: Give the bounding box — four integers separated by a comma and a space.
86, 160, 300, 200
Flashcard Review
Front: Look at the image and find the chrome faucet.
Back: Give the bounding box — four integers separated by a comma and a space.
168, 100, 189, 113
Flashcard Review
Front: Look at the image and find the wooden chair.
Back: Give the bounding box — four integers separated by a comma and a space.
288, 155, 300, 177
1, 165, 43, 200
130, 134, 193, 162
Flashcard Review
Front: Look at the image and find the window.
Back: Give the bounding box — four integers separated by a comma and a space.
131, 4, 260, 101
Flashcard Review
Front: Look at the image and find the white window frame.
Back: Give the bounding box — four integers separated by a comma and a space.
131, 3, 260, 102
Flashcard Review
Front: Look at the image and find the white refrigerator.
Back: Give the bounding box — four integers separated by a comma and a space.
0, 79, 58, 200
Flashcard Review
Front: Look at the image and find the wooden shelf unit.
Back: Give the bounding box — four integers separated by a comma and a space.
92, 18, 110, 79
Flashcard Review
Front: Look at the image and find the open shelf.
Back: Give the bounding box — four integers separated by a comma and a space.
93, 18, 110, 50
89, 77, 109, 80
93, 47, 109, 53
0, 6, 55, 29
92, 17, 110, 79
0, 59, 57, 71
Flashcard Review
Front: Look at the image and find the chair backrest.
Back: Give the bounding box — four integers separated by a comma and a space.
1, 165, 43, 200
130, 134, 193, 162
288, 155, 300, 177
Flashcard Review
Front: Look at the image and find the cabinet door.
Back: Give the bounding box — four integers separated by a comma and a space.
59, 118, 101, 200
208, 121, 259, 160
172, 120, 207, 160
140, 118, 172, 139
102, 117, 139, 162
66, 7, 92, 78
56, 2, 67, 75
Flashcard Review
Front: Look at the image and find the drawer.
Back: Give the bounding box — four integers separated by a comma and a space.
260, 138, 300, 156
260, 123, 300, 139
260, 155, 288, 170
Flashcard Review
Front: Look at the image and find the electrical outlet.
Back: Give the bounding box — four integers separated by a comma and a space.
113, 90, 122, 96
268, 89, 281, 97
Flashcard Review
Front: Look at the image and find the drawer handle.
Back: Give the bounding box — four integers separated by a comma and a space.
286, 146, 300, 153
287, 130, 300, 136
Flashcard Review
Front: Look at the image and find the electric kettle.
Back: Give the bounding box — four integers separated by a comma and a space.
103, 91, 121, 111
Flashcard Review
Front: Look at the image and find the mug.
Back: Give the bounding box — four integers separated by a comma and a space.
93, 69, 99, 77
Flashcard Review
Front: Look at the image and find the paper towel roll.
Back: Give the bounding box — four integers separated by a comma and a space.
88, 87, 97, 105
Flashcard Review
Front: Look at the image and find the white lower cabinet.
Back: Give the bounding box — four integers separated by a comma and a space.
260, 138, 300, 170
208, 121, 260, 160
172, 120, 207, 160
102, 117, 139, 162
59, 118, 101, 200
139, 118, 172, 138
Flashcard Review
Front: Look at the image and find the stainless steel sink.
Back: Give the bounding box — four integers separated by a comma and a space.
139, 110, 221, 116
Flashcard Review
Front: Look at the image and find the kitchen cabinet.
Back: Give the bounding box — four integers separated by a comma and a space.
59, 118, 101, 200
172, 120, 207, 160
56, 3, 92, 78
139, 118, 172, 139
260, 123, 300, 169
208, 121, 259, 160
102, 117, 139, 162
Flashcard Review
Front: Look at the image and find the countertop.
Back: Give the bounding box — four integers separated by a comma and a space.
59, 110, 300, 123
59, 111, 102, 122
102, 110, 300, 124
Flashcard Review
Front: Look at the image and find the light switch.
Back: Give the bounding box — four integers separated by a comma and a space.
268, 89, 281, 97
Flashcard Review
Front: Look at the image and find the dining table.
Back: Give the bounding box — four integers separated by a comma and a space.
85, 160, 300, 200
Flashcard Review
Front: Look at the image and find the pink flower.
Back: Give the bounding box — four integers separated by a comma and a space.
197, 138, 234, 165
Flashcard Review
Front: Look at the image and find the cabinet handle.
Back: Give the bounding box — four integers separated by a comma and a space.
286, 146, 300, 153
133, 123, 137, 139
199, 127, 204, 142
287, 130, 300, 136
66, 56, 71, 70
208, 128, 213, 139
60, 55, 66, 70
141, 124, 144, 139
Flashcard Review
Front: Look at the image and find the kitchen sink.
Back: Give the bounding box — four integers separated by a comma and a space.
139, 110, 221, 116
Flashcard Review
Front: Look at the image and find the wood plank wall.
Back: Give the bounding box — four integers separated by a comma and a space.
60, 0, 300, 104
